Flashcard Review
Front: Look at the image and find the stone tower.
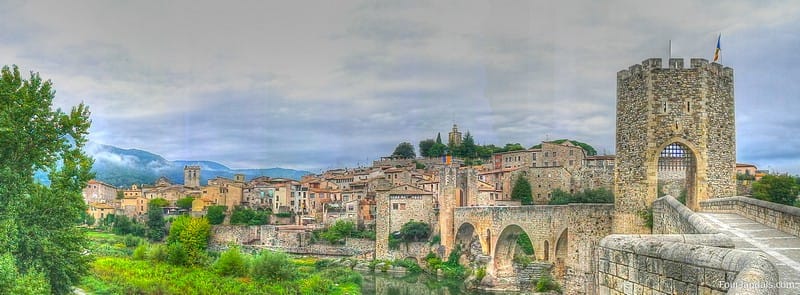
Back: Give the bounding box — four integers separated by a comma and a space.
614, 58, 735, 234
448, 124, 462, 147
184, 165, 201, 188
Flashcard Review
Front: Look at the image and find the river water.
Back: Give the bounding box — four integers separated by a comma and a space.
360, 272, 521, 295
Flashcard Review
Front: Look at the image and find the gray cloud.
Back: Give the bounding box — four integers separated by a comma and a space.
1, 0, 799, 174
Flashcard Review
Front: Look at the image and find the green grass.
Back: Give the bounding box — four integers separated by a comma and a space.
82, 231, 363, 295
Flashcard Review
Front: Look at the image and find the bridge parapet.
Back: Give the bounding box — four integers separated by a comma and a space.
653, 195, 720, 234
597, 234, 777, 295
701, 196, 800, 238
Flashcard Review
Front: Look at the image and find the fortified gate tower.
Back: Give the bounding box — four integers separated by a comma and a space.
614, 58, 736, 234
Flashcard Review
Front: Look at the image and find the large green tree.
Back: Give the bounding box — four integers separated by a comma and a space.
146, 203, 166, 241
418, 139, 436, 158
206, 205, 227, 225
0, 65, 93, 294
511, 175, 533, 205
752, 174, 799, 206
392, 142, 416, 158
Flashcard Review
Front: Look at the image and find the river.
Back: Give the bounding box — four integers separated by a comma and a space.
360, 272, 521, 295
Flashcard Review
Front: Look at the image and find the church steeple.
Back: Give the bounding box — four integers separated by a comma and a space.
448, 124, 462, 147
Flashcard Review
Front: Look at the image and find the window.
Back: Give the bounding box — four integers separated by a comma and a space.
553, 152, 557, 157
545, 152, 549, 157
392, 203, 406, 210
569, 150, 573, 156
569, 160, 574, 166
544, 161, 549, 166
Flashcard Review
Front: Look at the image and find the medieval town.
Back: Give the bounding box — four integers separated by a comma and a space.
76, 58, 798, 294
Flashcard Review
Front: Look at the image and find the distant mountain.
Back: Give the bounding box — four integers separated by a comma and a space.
84, 143, 312, 187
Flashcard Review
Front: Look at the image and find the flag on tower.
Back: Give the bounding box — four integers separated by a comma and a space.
713, 34, 721, 62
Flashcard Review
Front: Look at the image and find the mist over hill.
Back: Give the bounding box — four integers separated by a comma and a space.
85, 143, 312, 187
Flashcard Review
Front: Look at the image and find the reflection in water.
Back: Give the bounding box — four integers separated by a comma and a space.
360, 272, 520, 295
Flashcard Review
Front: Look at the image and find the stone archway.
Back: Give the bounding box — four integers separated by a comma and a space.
656, 142, 699, 209
493, 225, 527, 277
554, 229, 568, 279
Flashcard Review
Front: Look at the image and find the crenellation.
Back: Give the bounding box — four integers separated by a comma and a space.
642, 58, 662, 69
669, 58, 684, 69
690, 58, 709, 68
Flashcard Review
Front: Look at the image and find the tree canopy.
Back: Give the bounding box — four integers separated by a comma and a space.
0, 65, 93, 294
548, 188, 614, 205
511, 175, 533, 205
399, 221, 431, 242
149, 197, 170, 207
206, 206, 227, 225
392, 142, 416, 158
176, 197, 195, 210
418, 139, 436, 158
752, 174, 799, 206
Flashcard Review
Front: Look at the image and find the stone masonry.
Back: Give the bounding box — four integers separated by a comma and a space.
615, 58, 736, 234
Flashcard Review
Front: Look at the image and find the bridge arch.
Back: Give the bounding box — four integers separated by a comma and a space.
554, 228, 568, 279
455, 222, 486, 254
492, 224, 538, 277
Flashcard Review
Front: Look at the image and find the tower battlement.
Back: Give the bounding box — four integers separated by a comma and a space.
617, 58, 733, 81
614, 57, 736, 234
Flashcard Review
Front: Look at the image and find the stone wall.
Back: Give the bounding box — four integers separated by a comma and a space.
597, 234, 777, 295
614, 58, 736, 233
210, 225, 310, 249
701, 196, 800, 237
653, 195, 720, 234
513, 261, 554, 290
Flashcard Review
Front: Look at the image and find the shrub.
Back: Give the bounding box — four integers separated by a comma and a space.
392, 259, 422, 273
321, 267, 363, 285
535, 274, 562, 292
251, 250, 297, 282
148, 244, 168, 262
206, 206, 227, 225
425, 252, 442, 271
513, 253, 532, 268
124, 235, 143, 248
429, 235, 441, 246
399, 221, 431, 242
132, 244, 148, 260
388, 233, 401, 250
476, 266, 487, 282
167, 243, 188, 266
516, 232, 534, 255
213, 247, 249, 277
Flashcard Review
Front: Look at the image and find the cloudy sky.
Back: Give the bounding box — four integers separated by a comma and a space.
2, 1, 799, 173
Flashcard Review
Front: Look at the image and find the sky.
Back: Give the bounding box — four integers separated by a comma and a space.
1, 1, 799, 174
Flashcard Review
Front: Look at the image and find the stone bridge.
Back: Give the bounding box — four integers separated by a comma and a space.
454, 204, 613, 292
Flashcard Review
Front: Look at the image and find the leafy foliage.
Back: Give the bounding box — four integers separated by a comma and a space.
320, 220, 356, 244
511, 175, 533, 205
399, 221, 431, 242
206, 206, 227, 225
229, 207, 270, 225
0, 65, 93, 294
146, 203, 166, 241
752, 174, 799, 206
535, 273, 562, 292
548, 188, 614, 205
176, 197, 195, 210
149, 198, 170, 208
166, 216, 211, 266
113, 215, 146, 237
516, 232, 535, 255
251, 250, 297, 282
419, 139, 436, 158
213, 247, 249, 277
392, 142, 416, 158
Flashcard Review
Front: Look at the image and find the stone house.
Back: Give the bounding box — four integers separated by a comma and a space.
87, 202, 115, 224
82, 179, 117, 204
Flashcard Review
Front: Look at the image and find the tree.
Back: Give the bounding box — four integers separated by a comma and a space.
436, 133, 443, 144
419, 139, 436, 158
753, 174, 799, 206
167, 216, 211, 266
321, 220, 356, 244
0, 65, 93, 294
511, 176, 533, 205
176, 197, 195, 210
459, 132, 478, 159
251, 250, 297, 282
213, 246, 248, 277
399, 221, 431, 242
146, 203, 166, 241
206, 205, 227, 225
392, 142, 416, 159
428, 143, 447, 158
149, 197, 170, 207
503, 143, 525, 152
